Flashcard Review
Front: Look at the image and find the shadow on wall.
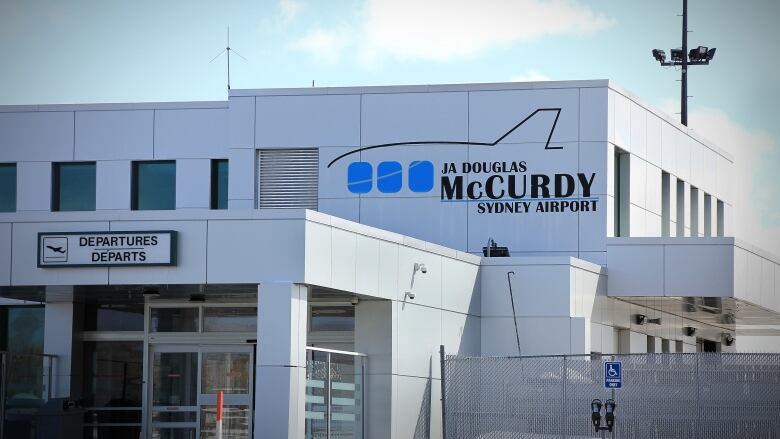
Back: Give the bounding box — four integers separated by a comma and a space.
413, 361, 432, 439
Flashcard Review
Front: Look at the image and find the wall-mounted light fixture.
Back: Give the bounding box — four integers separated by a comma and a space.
647, 317, 662, 325
723, 333, 735, 346
684, 326, 697, 337
635, 314, 647, 325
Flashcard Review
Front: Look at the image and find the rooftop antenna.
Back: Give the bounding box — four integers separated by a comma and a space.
210, 26, 247, 91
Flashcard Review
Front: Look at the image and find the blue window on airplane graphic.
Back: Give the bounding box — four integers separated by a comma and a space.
409, 160, 434, 192
347, 162, 372, 193
377, 161, 403, 193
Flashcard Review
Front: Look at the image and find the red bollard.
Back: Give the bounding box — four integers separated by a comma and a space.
216, 390, 224, 439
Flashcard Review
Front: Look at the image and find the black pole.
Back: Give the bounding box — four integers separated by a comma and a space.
681, 0, 688, 126
439, 345, 447, 439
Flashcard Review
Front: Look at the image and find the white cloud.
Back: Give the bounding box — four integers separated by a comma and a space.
359, 0, 613, 62
279, 0, 301, 23
509, 70, 552, 82
677, 105, 780, 255
290, 28, 351, 64
262, 0, 303, 31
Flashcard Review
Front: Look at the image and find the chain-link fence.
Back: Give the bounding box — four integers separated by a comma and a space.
443, 353, 780, 439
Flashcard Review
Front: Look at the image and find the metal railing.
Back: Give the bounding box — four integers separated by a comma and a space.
443, 352, 780, 439
0, 351, 56, 439
305, 347, 366, 439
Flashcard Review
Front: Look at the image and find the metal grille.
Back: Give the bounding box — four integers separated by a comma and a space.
257, 148, 319, 209
443, 353, 780, 439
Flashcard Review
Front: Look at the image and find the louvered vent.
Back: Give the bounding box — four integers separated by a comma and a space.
257, 148, 319, 209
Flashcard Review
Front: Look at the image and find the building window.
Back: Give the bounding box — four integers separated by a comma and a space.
690, 186, 700, 236
211, 159, 228, 210
662, 172, 671, 237
84, 303, 145, 332
703, 194, 712, 236
132, 161, 175, 210
0, 306, 44, 353
0, 163, 16, 212
676, 180, 685, 236
52, 162, 96, 211
82, 341, 143, 439
613, 149, 629, 236
716, 200, 725, 237
310, 306, 355, 332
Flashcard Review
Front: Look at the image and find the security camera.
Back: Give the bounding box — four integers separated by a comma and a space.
405, 292, 415, 300
414, 263, 427, 274
723, 333, 735, 346
350, 296, 359, 306
684, 326, 697, 337
635, 314, 647, 325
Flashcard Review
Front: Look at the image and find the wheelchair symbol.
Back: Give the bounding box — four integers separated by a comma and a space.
607, 364, 618, 377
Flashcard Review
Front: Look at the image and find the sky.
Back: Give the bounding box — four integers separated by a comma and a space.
0, 0, 778, 253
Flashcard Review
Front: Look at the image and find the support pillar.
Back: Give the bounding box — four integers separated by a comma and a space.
355, 300, 395, 439
43, 286, 75, 399
254, 282, 308, 438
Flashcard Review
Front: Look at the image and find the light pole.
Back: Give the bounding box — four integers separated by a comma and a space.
651, 0, 716, 126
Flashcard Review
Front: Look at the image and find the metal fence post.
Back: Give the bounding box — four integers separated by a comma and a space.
440, 345, 447, 439
561, 355, 567, 439
695, 354, 700, 439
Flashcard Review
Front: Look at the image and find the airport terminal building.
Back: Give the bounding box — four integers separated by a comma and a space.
0, 80, 778, 438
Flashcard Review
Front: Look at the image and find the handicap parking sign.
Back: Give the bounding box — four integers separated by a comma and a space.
604, 361, 622, 389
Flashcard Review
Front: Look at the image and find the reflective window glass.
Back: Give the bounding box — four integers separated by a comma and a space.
211, 159, 228, 210
150, 308, 199, 332
203, 307, 256, 332
84, 303, 144, 331
52, 162, 96, 211
82, 341, 143, 408
310, 306, 355, 332
200, 405, 249, 439
201, 352, 251, 394
82, 426, 141, 439
152, 352, 198, 406
4, 307, 44, 353
132, 161, 175, 210
0, 163, 16, 212
152, 428, 196, 439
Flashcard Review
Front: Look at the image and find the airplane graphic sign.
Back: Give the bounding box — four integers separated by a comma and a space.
38, 231, 177, 267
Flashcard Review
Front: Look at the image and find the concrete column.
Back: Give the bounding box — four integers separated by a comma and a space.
255, 282, 308, 439
43, 287, 75, 398
355, 300, 395, 439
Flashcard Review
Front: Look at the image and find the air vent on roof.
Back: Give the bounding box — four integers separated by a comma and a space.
257, 148, 319, 209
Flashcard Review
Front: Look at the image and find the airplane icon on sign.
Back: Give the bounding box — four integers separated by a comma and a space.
46, 245, 66, 254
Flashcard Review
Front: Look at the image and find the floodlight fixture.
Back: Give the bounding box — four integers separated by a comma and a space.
650, 0, 717, 126
652, 49, 667, 63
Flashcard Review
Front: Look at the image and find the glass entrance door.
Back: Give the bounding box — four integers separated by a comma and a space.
149, 345, 253, 439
